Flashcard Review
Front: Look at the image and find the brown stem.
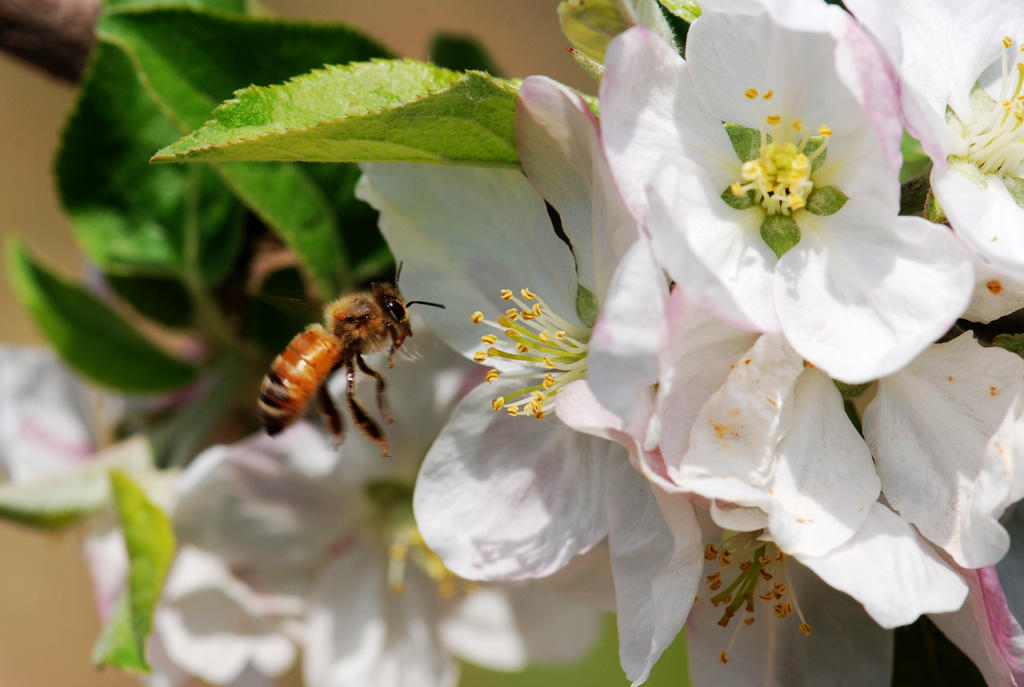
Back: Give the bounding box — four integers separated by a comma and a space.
0, 0, 99, 82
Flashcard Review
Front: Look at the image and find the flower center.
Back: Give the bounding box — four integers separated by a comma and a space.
728, 88, 832, 216
701, 531, 812, 665
471, 288, 590, 420
956, 36, 1024, 177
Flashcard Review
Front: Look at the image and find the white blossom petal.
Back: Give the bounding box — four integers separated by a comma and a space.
865, 333, 1024, 567
797, 503, 968, 628
413, 382, 614, 581
440, 583, 599, 670
964, 253, 1024, 324
775, 208, 973, 383
304, 548, 457, 687
356, 163, 582, 362
686, 553, 893, 687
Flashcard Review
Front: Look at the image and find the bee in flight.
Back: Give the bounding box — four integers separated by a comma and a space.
256, 267, 443, 457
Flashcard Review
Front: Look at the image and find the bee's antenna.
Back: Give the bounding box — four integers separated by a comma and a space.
405, 300, 446, 309
395, 261, 404, 285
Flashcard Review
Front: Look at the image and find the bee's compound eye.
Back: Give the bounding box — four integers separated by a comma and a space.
384, 298, 406, 322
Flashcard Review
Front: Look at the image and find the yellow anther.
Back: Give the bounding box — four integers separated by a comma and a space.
704, 544, 719, 560
521, 288, 536, 300
505, 308, 519, 320
743, 617, 756, 626
730, 182, 746, 197
1004, 36, 1014, 49
791, 119, 803, 131
491, 397, 505, 411
799, 623, 812, 636
744, 88, 759, 99
497, 315, 511, 327
542, 374, 555, 389
504, 329, 517, 338
531, 390, 545, 401
520, 310, 536, 321
531, 303, 542, 316
766, 114, 781, 125
818, 124, 832, 137
516, 342, 530, 353
471, 311, 484, 324
555, 331, 565, 340
480, 334, 498, 345
719, 651, 729, 665
507, 406, 519, 416
487, 347, 500, 357
763, 89, 774, 100
500, 289, 514, 300
543, 357, 555, 369
473, 351, 487, 362
539, 331, 551, 342
534, 409, 545, 420
485, 369, 500, 383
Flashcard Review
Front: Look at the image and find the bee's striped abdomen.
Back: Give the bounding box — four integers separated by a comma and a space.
257, 325, 343, 435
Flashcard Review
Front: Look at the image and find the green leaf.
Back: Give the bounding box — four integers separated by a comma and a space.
98, 6, 395, 295
805, 185, 848, 216
93, 470, 176, 673
105, 273, 195, 329
899, 130, 931, 184
724, 123, 761, 162
0, 437, 153, 529
428, 33, 503, 76
759, 214, 801, 259
56, 41, 241, 282
658, 0, 701, 22
993, 334, 1024, 358
107, 0, 244, 10
153, 60, 520, 168
6, 240, 198, 393
557, 0, 632, 63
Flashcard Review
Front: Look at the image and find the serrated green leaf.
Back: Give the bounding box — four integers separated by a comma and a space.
97, 6, 394, 295
56, 41, 241, 282
759, 214, 801, 259
6, 240, 198, 393
658, 0, 701, 22
93, 469, 175, 673
152, 60, 520, 168
0, 437, 152, 529
428, 33, 503, 76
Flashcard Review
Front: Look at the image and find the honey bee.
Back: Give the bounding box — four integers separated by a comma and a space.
257, 269, 443, 457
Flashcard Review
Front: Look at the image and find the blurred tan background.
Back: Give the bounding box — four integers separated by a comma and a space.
0, 1, 588, 684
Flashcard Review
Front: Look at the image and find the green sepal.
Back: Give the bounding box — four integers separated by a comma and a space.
0, 437, 153, 530
576, 284, 600, 329
899, 130, 931, 184
993, 334, 1024, 358
6, 240, 198, 393
926, 191, 947, 225
721, 185, 757, 210
92, 469, 176, 673
802, 136, 827, 172
153, 60, 520, 168
899, 167, 933, 217
759, 215, 801, 259
725, 123, 761, 163
834, 380, 872, 400
805, 186, 848, 216
1001, 175, 1024, 209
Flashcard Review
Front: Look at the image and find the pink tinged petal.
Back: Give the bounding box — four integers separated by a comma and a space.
173, 425, 355, 571
768, 368, 879, 557
934, 164, 1024, 283
775, 208, 973, 383
600, 27, 737, 224
516, 76, 638, 294
440, 583, 599, 670
796, 502, 968, 628
686, 552, 893, 687
156, 547, 296, 684
864, 333, 1024, 568
650, 289, 759, 464
930, 566, 1024, 687
646, 156, 779, 332
356, 163, 581, 364
82, 528, 127, 624
538, 540, 618, 613
304, 549, 457, 687
673, 333, 804, 487
686, 4, 866, 138
605, 467, 703, 685
413, 382, 614, 581
965, 254, 1024, 324
587, 239, 667, 422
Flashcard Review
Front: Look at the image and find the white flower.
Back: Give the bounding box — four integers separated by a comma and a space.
171, 329, 598, 687
847, 0, 1024, 290
356, 75, 702, 684
600, 1, 973, 383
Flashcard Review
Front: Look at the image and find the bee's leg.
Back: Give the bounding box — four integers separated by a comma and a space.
386, 331, 406, 368
317, 385, 344, 446
346, 358, 390, 458
356, 354, 393, 424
